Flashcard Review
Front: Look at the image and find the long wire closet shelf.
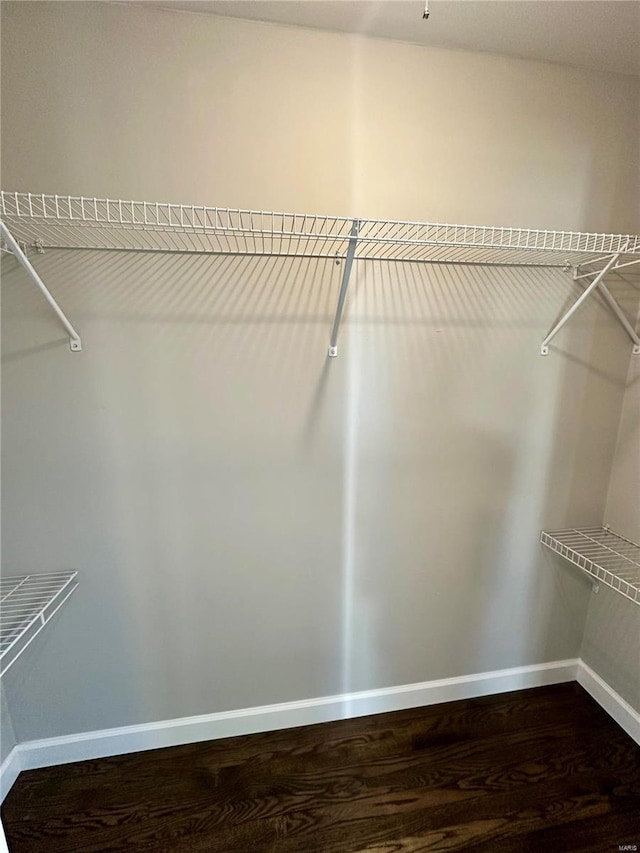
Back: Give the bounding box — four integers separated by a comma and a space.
2, 190, 639, 357
541, 527, 640, 606
2, 191, 639, 268
0, 571, 78, 676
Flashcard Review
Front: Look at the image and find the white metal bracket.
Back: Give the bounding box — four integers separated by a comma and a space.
573, 256, 640, 282
328, 218, 360, 358
0, 219, 82, 351
568, 257, 640, 354
570, 256, 640, 354
596, 280, 640, 354
540, 252, 631, 355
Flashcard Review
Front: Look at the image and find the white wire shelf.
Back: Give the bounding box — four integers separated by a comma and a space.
2, 190, 639, 357
2, 191, 639, 268
0, 571, 78, 677
541, 527, 640, 606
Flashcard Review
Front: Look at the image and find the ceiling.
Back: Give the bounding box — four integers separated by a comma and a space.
137, 0, 640, 77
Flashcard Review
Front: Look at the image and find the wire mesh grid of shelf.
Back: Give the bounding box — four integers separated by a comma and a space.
2, 190, 639, 357
2, 191, 640, 267
0, 571, 78, 676
541, 527, 640, 606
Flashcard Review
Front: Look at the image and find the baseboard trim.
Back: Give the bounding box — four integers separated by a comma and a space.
577, 661, 640, 745
10, 658, 577, 781
3, 658, 637, 810
0, 747, 21, 804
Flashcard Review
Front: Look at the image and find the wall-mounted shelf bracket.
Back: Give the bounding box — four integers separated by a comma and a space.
328, 218, 360, 358
569, 255, 640, 354
0, 219, 82, 351
540, 252, 626, 355
596, 279, 640, 353
572, 258, 640, 355
573, 255, 640, 282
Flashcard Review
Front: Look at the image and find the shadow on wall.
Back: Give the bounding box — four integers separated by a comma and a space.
0, 248, 636, 735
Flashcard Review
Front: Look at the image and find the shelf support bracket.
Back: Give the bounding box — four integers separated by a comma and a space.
328, 218, 360, 358
570, 256, 640, 352
0, 220, 82, 351
594, 280, 640, 353
573, 256, 640, 281
540, 252, 621, 355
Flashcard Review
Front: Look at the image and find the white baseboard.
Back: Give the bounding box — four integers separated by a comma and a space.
3, 656, 637, 822
577, 661, 640, 745
0, 747, 22, 804
8, 658, 577, 782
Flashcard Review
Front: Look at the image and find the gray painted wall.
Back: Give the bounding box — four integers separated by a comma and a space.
1, 250, 633, 740
1, 2, 638, 741
604, 344, 640, 543
1, 686, 16, 764
581, 346, 640, 712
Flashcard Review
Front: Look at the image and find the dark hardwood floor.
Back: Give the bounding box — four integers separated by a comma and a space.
3, 683, 639, 852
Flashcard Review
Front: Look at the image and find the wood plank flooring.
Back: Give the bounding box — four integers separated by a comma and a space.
3, 683, 639, 852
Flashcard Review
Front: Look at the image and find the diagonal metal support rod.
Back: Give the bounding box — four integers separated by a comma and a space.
572, 256, 640, 352
573, 256, 640, 281
328, 219, 360, 358
610, 257, 640, 274
0, 220, 82, 351
593, 281, 640, 354
540, 252, 620, 355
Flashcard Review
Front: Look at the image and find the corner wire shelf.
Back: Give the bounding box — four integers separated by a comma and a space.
0, 571, 78, 677
1, 191, 639, 356
541, 527, 640, 607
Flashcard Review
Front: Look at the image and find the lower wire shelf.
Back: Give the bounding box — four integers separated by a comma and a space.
541, 527, 640, 606
0, 571, 78, 676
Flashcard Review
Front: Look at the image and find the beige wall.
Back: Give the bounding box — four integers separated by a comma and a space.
580, 341, 640, 711
604, 344, 640, 543
1, 1, 638, 741
2, 2, 638, 231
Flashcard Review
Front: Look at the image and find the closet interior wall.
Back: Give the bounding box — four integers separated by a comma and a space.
580, 346, 640, 709
0, 688, 17, 765
1, 1, 639, 743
